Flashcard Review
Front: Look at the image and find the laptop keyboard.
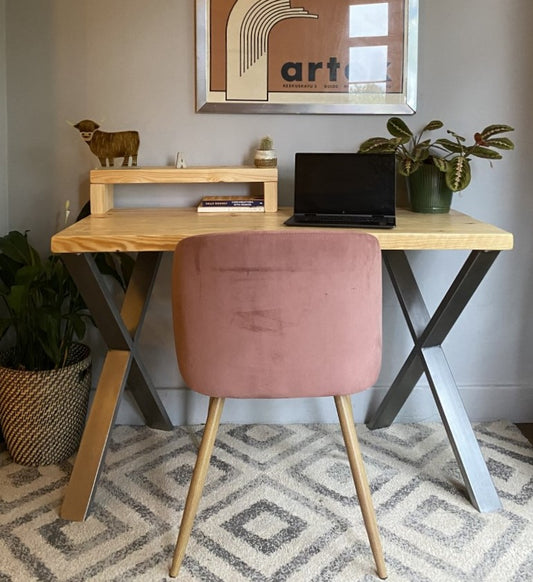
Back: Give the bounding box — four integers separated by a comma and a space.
301, 215, 375, 225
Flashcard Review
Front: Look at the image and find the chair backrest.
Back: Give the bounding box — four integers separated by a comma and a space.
172, 231, 382, 399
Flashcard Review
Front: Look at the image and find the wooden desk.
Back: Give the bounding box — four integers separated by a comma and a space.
51, 208, 513, 519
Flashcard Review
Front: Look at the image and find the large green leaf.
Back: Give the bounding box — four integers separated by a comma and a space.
67, 312, 87, 339
358, 137, 397, 153
447, 131, 466, 142
0, 318, 10, 340
432, 157, 449, 172
413, 143, 430, 162
15, 264, 43, 286
470, 146, 502, 160
6, 285, 29, 314
435, 138, 464, 154
387, 117, 412, 139
483, 137, 514, 150
422, 120, 444, 132
0, 231, 40, 266
446, 156, 471, 191
398, 158, 419, 176
480, 124, 514, 140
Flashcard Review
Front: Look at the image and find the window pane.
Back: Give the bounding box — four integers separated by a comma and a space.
349, 3, 389, 38
348, 46, 388, 83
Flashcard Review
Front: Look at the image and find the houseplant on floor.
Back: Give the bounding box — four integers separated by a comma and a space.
0, 230, 92, 465
358, 117, 515, 213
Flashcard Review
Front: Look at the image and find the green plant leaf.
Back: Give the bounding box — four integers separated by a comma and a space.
398, 158, 419, 176
480, 124, 514, 140
413, 143, 430, 162
358, 137, 397, 153
387, 117, 412, 139
0, 318, 10, 340
6, 285, 29, 314
432, 157, 449, 172
447, 130, 466, 142
422, 120, 444, 132
0, 231, 40, 266
483, 137, 514, 150
446, 156, 471, 191
435, 138, 464, 154
470, 146, 502, 160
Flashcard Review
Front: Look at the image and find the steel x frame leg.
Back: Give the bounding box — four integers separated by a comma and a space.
60, 251, 173, 520
368, 250, 502, 512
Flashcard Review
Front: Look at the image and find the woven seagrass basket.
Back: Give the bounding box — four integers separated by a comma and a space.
0, 343, 91, 466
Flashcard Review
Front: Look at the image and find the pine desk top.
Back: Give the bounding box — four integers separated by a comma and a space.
51, 207, 513, 254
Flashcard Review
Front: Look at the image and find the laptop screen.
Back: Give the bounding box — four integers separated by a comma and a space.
294, 152, 396, 217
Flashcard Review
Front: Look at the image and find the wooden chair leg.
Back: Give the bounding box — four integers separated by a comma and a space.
334, 395, 388, 580
169, 396, 225, 578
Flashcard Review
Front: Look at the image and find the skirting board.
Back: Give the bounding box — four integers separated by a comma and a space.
111, 384, 533, 426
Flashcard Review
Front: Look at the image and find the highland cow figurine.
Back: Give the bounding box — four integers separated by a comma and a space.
71, 119, 140, 167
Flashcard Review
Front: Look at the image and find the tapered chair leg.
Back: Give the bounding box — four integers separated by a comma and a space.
334, 395, 388, 580
169, 397, 225, 578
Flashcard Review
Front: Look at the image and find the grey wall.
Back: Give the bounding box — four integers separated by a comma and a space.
3, 0, 533, 424
0, 0, 7, 235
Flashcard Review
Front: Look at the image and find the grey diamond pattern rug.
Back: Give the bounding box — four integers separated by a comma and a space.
1, 421, 532, 581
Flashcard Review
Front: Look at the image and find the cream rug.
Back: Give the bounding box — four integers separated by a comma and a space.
0, 421, 532, 581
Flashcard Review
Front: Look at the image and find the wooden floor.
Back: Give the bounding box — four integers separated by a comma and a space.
517, 424, 533, 445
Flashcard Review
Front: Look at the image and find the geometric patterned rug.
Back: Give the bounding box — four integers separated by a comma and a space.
0, 421, 532, 581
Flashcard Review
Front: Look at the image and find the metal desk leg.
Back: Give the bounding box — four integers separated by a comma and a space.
60, 251, 173, 520
368, 250, 502, 512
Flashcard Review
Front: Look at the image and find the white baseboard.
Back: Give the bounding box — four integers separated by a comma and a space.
112, 384, 533, 425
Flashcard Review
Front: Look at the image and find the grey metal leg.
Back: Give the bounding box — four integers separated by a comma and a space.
368, 250, 502, 512
60, 251, 172, 520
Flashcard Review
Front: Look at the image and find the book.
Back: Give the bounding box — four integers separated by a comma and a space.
197, 196, 265, 213
197, 204, 265, 213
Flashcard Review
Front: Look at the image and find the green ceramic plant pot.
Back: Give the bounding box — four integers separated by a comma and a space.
407, 164, 453, 214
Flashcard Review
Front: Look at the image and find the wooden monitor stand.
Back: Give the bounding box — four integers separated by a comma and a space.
89, 166, 278, 214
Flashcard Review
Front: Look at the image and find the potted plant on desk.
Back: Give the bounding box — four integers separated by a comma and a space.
358, 117, 514, 213
254, 136, 277, 168
0, 230, 92, 465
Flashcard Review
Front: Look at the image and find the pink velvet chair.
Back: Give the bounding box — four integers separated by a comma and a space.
169, 230, 387, 579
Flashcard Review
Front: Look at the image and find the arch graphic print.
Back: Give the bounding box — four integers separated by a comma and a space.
226, 0, 317, 101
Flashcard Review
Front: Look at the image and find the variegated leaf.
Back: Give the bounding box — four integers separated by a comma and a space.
484, 137, 515, 150
398, 157, 419, 176
446, 156, 471, 191
432, 157, 448, 172
480, 124, 514, 140
422, 120, 444, 132
358, 137, 396, 153
413, 145, 430, 162
447, 130, 466, 142
387, 117, 412, 139
435, 138, 464, 154
471, 146, 502, 160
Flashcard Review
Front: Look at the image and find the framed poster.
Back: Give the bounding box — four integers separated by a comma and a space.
196, 0, 418, 114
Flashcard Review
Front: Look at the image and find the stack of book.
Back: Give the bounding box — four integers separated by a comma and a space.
197, 196, 265, 213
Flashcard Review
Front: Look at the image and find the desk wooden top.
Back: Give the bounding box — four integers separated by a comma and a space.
51, 207, 513, 254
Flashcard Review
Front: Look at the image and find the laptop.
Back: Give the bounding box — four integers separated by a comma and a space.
284, 152, 396, 228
